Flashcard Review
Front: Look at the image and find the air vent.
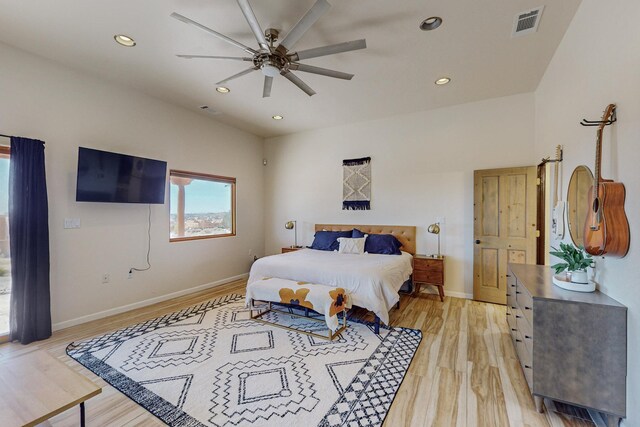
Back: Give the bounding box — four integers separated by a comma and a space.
199, 105, 222, 116
512, 6, 544, 37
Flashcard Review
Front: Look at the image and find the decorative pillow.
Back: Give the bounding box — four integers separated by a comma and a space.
309, 230, 352, 251
364, 233, 402, 255
352, 228, 366, 238
337, 236, 367, 254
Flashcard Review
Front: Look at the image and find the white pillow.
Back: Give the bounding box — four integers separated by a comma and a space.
337, 235, 367, 254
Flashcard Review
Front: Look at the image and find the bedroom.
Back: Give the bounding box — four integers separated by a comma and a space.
0, 0, 638, 426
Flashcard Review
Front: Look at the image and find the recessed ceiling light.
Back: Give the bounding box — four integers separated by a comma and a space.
272, 115, 284, 120
216, 87, 230, 94
114, 34, 136, 47
420, 17, 442, 31
435, 77, 451, 85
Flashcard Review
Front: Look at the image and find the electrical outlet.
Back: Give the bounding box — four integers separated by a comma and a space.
64, 218, 81, 229
101, 273, 110, 284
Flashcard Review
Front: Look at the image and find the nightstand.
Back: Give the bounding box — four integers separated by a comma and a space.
413, 255, 445, 301
281, 247, 303, 253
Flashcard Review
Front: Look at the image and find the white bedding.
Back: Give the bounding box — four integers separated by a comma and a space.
247, 248, 413, 325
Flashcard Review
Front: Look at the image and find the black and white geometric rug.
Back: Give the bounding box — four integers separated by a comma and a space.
67, 294, 422, 427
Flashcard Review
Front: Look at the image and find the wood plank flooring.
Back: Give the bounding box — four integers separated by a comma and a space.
0, 280, 595, 426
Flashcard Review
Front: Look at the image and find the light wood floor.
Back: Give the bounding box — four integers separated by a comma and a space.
0, 280, 595, 427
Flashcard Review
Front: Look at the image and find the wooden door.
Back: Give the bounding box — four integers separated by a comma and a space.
474, 166, 537, 304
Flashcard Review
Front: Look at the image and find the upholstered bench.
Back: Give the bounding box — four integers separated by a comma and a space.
246, 277, 350, 341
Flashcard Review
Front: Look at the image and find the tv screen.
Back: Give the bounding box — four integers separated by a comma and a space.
76, 147, 167, 204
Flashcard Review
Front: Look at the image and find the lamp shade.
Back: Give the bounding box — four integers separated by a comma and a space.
285, 220, 299, 247
428, 223, 441, 234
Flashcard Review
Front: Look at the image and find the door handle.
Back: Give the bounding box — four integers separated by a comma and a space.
475, 240, 481, 244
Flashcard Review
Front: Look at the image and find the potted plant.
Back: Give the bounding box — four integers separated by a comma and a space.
550, 242, 593, 284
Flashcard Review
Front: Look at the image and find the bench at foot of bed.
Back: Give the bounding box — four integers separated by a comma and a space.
246, 278, 350, 341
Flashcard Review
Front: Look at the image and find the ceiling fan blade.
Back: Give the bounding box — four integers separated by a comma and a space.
216, 67, 258, 85
291, 39, 367, 61
237, 0, 270, 51
278, 0, 331, 51
263, 76, 273, 98
176, 55, 253, 61
290, 63, 354, 80
281, 71, 316, 96
170, 12, 258, 55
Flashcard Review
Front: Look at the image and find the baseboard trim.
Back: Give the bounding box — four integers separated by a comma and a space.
446, 290, 473, 299
52, 273, 249, 331
417, 288, 473, 300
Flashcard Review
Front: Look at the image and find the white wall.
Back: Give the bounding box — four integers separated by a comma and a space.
264, 93, 535, 297
0, 42, 265, 328
535, 0, 640, 424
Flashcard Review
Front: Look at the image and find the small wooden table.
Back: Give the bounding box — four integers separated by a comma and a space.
0, 351, 102, 427
281, 246, 303, 253
413, 254, 445, 301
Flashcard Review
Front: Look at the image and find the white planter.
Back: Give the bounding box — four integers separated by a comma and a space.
568, 270, 588, 284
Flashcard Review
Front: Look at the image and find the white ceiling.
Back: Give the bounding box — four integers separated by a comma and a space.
0, 0, 581, 138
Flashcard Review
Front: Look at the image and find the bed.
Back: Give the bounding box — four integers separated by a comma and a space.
248, 224, 416, 326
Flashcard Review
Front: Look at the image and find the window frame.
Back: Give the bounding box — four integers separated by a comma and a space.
169, 169, 236, 243
0, 144, 9, 343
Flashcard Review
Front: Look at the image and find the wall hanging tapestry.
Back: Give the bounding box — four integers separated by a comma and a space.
67, 294, 421, 427
343, 157, 371, 210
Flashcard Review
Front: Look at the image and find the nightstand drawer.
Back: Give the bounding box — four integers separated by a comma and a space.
413, 270, 443, 284
413, 258, 443, 272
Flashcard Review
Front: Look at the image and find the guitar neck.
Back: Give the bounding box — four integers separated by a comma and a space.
595, 128, 603, 191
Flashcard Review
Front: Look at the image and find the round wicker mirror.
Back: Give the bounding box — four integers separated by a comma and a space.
567, 165, 594, 246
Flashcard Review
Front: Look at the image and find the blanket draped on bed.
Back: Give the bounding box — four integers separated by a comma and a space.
343, 157, 371, 210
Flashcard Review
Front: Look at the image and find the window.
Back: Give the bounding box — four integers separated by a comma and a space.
169, 170, 236, 242
0, 145, 10, 340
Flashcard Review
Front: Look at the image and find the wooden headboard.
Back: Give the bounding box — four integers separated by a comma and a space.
314, 224, 417, 255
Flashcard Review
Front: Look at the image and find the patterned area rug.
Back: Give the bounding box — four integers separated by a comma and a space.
67, 294, 422, 427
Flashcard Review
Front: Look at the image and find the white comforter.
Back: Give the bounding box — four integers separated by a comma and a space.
248, 249, 413, 325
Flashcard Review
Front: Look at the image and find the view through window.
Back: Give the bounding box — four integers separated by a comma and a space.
169, 170, 236, 241
0, 146, 10, 336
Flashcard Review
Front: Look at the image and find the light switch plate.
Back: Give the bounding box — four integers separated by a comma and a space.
435, 216, 446, 225
64, 218, 81, 229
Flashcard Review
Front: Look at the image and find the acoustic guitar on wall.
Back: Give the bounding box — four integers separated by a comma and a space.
583, 103, 630, 257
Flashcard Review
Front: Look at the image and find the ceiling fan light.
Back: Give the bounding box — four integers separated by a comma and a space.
420, 17, 442, 31
216, 86, 230, 93
435, 77, 451, 85
261, 64, 280, 78
272, 115, 284, 120
114, 34, 136, 47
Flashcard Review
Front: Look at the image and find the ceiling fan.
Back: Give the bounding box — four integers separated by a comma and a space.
171, 0, 366, 97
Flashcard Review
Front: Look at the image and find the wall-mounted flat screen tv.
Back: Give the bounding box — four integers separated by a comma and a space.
76, 147, 167, 204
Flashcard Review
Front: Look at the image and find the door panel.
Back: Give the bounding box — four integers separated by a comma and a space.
481, 176, 500, 237
474, 166, 537, 304
480, 248, 499, 289
506, 173, 527, 238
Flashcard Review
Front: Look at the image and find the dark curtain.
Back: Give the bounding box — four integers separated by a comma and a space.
9, 137, 51, 344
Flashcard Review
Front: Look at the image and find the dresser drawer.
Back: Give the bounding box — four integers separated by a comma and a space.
506, 305, 517, 333
413, 270, 443, 284
516, 284, 534, 326
514, 330, 533, 390
517, 314, 534, 357
413, 258, 443, 272
507, 288, 517, 309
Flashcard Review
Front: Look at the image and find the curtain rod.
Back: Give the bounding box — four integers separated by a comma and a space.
0, 134, 45, 144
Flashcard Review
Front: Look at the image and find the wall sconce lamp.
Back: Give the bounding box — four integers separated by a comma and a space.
285, 220, 301, 248
427, 222, 442, 258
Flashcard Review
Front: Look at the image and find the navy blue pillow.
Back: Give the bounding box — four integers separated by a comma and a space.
309, 230, 352, 251
364, 233, 402, 255
352, 228, 366, 238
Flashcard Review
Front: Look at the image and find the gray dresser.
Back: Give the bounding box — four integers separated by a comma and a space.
507, 263, 627, 427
